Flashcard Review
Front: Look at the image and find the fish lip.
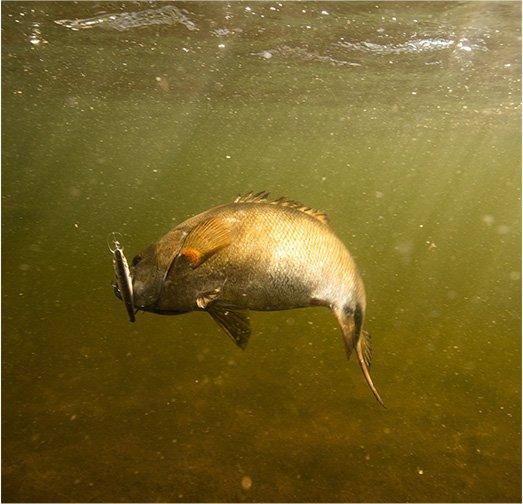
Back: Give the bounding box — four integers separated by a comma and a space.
112, 282, 122, 300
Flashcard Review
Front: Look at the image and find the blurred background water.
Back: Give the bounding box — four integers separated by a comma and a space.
2, 1, 521, 502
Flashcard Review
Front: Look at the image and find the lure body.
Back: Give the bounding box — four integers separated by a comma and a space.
110, 235, 136, 323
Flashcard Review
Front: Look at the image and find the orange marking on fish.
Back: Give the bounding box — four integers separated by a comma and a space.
181, 247, 202, 267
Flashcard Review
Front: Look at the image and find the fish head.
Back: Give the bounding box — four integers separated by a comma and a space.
129, 243, 163, 310
130, 229, 186, 312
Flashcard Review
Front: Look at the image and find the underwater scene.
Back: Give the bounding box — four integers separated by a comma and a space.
2, 1, 521, 502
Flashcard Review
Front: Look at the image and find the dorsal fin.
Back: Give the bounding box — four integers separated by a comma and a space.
233, 191, 328, 224
234, 191, 270, 204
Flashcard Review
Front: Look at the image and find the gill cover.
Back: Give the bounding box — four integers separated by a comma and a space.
131, 229, 185, 308
133, 217, 235, 309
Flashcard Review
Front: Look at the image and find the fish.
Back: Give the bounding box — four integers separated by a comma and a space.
127, 192, 384, 406
109, 233, 136, 323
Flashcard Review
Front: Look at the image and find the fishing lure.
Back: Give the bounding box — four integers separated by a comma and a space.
108, 232, 136, 323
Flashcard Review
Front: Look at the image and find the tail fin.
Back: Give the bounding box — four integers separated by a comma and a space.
334, 305, 385, 407
356, 330, 385, 407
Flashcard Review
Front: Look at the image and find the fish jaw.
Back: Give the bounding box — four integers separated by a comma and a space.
132, 276, 163, 311
131, 263, 185, 312
112, 281, 122, 300
129, 229, 188, 312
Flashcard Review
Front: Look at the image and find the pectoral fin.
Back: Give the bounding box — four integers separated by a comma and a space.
207, 302, 251, 350
179, 217, 233, 268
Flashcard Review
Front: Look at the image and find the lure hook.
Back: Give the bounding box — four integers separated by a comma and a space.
107, 231, 124, 253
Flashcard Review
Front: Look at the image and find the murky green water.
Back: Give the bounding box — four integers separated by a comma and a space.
2, 1, 521, 502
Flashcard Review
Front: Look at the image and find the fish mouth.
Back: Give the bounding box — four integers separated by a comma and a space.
113, 282, 152, 313
114, 278, 175, 314
112, 280, 139, 322
113, 281, 140, 310
112, 282, 123, 301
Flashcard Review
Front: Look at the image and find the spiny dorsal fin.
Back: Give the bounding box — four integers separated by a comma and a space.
271, 196, 329, 224
234, 191, 270, 204
179, 216, 233, 268
233, 191, 328, 224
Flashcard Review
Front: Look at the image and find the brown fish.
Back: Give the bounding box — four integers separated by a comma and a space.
128, 192, 384, 406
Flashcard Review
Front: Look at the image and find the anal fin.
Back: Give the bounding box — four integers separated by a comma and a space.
207, 302, 251, 350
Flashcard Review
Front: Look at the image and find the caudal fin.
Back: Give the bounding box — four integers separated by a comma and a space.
356, 331, 385, 407
334, 306, 385, 407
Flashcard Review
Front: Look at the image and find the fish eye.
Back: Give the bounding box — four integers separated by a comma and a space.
131, 255, 142, 267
